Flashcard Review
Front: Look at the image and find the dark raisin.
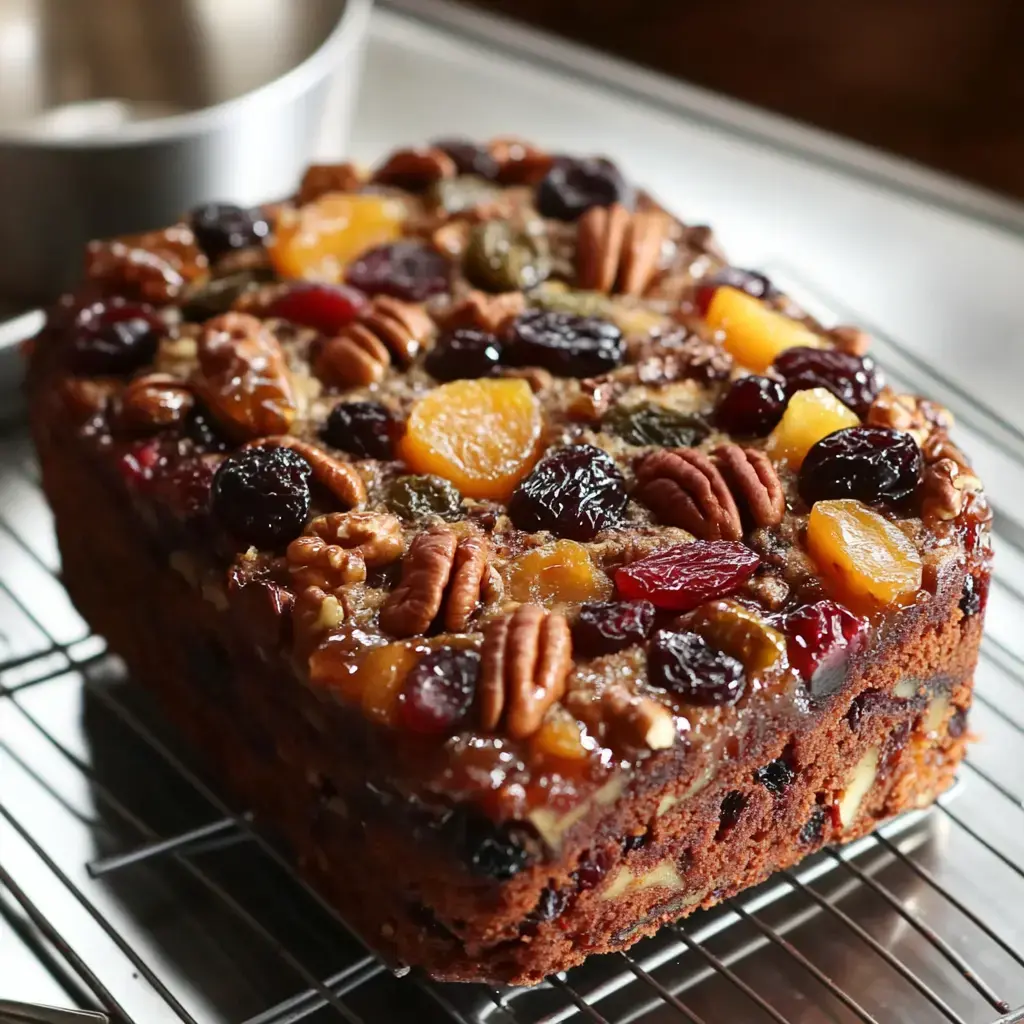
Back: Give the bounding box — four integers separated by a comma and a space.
715, 375, 787, 436
773, 346, 883, 416
846, 689, 889, 732
509, 444, 628, 541
695, 268, 779, 316
322, 401, 396, 460
572, 600, 655, 657
398, 650, 480, 734
449, 814, 530, 880
647, 630, 745, 706
572, 849, 610, 890
184, 409, 230, 453
717, 791, 746, 836
754, 757, 795, 795
425, 328, 504, 381
189, 202, 269, 260
622, 832, 648, 853
948, 707, 968, 738
604, 402, 710, 448
533, 885, 569, 922
798, 427, 922, 506
266, 283, 366, 334
210, 446, 311, 548
959, 573, 984, 617
536, 156, 634, 221
386, 475, 464, 522
345, 241, 451, 302
784, 600, 868, 698
432, 138, 501, 180
799, 805, 828, 845
508, 309, 625, 378
68, 299, 162, 375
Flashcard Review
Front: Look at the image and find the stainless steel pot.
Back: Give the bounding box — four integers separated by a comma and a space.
0, 0, 372, 303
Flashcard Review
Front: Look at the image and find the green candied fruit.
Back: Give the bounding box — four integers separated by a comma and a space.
386, 474, 464, 522
179, 269, 274, 322
604, 402, 710, 448
464, 219, 551, 294
430, 175, 502, 215
528, 283, 615, 319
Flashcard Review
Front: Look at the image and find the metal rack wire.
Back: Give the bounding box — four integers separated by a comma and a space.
2, 283, 1024, 1022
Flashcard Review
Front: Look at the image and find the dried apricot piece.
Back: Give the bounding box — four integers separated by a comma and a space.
269, 194, 406, 281
531, 710, 590, 761
807, 499, 922, 613
399, 379, 543, 501
358, 642, 420, 725
507, 540, 612, 604
766, 388, 860, 468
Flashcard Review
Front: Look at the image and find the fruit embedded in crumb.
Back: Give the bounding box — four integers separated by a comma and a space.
603, 402, 710, 448
572, 849, 610, 890
507, 540, 612, 604
535, 156, 634, 221
399, 378, 542, 501
784, 599, 868, 697
531, 712, 590, 760
345, 240, 451, 301
508, 444, 628, 541
431, 138, 501, 180
266, 282, 367, 334
531, 884, 569, 923
798, 426, 923, 507
948, 707, 968, 738
615, 542, 761, 612
398, 649, 480, 734
766, 387, 860, 468
717, 791, 747, 835
960, 573, 985, 617
425, 328, 504, 381
507, 309, 625, 378
772, 346, 883, 416
799, 805, 829, 845
806, 499, 923, 613
385, 474, 464, 522
464, 219, 551, 293
68, 299, 162, 375
189, 202, 269, 260
694, 267, 779, 317
647, 629, 745, 706
446, 812, 531, 880
322, 401, 396, 460
703, 285, 823, 373
755, 757, 795, 795
572, 600, 656, 657
715, 375, 787, 436
210, 446, 311, 548
269, 193, 405, 280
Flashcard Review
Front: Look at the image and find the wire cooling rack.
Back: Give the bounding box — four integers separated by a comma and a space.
2, 280, 1024, 1023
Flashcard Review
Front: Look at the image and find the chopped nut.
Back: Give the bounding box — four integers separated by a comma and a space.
712, 445, 786, 530
487, 137, 554, 185
314, 326, 390, 388
373, 147, 456, 191
117, 373, 194, 431
602, 685, 676, 751
293, 584, 347, 655
248, 436, 367, 508
635, 334, 733, 385
59, 377, 117, 422
828, 324, 872, 357
287, 535, 367, 592
297, 162, 364, 205
361, 296, 433, 365
920, 457, 982, 524
306, 512, 404, 567
866, 389, 953, 446
837, 746, 879, 827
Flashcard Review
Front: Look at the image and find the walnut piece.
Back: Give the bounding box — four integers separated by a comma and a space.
602, 685, 676, 752
920, 457, 982, 524
287, 535, 367, 592
576, 204, 670, 296
306, 512, 404, 567
867, 389, 953, 447
248, 436, 367, 508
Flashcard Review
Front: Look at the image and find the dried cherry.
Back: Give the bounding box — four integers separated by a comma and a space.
536, 157, 634, 221
189, 202, 269, 260
266, 283, 367, 334
784, 599, 868, 698
398, 649, 480, 734
695, 268, 778, 317
773, 346, 883, 416
572, 600, 655, 657
507, 309, 625, 378
647, 629, 745, 705
345, 241, 450, 302
715, 375, 787, 436
68, 299, 162, 375
431, 138, 501, 180
425, 328, 504, 381
322, 401, 396, 460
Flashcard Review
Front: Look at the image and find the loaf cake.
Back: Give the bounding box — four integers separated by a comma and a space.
26, 139, 990, 985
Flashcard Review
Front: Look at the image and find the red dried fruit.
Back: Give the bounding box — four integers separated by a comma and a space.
345, 241, 451, 302
536, 157, 634, 221
648, 629, 745, 705
615, 542, 761, 612
266, 283, 367, 334
773, 346, 883, 417
69, 299, 163, 375
715, 375, 787, 436
398, 649, 480, 734
784, 599, 868, 697
117, 438, 162, 487
572, 600, 655, 657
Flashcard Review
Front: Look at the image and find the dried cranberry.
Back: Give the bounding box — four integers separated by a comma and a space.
959, 573, 986, 617
648, 630, 745, 706
322, 401, 396, 460
189, 202, 269, 260
798, 427, 922, 506
509, 444, 628, 541
432, 138, 500, 180
772, 347, 883, 416
755, 757, 795, 795
784, 600, 868, 698
210, 446, 311, 549
695, 268, 778, 317
266, 283, 366, 334
717, 791, 747, 835
715, 375, 787, 436
69, 299, 162, 375
425, 328, 504, 381
398, 649, 480, 734
572, 600, 655, 657
799, 805, 828, 845
508, 309, 625, 378
345, 241, 451, 302
536, 156, 634, 221
615, 542, 761, 612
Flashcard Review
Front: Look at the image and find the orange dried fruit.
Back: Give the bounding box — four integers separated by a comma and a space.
507, 540, 612, 604
357, 642, 420, 725
399, 378, 543, 501
705, 286, 823, 372
807, 499, 922, 613
766, 387, 860, 468
531, 709, 590, 761
269, 194, 406, 281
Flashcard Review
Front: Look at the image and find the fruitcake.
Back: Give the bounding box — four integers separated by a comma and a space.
26, 138, 991, 985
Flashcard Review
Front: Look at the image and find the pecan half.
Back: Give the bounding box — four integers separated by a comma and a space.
439, 289, 526, 334
602, 685, 676, 752
576, 204, 670, 296
379, 526, 490, 637
373, 147, 456, 191
634, 448, 742, 541
920, 458, 983, 524
118, 373, 194, 431
194, 313, 296, 439
712, 445, 786, 530
306, 511, 404, 567
248, 436, 367, 508
361, 296, 433, 365
487, 137, 554, 185
867, 389, 953, 447
297, 162, 364, 205
478, 604, 573, 739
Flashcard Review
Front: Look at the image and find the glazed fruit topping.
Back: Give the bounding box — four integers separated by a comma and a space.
210, 446, 311, 548
425, 328, 504, 381
266, 283, 367, 334
798, 427, 923, 506
322, 400, 396, 460
715, 375, 787, 436
385, 474, 464, 522
773, 346, 883, 416
431, 138, 501, 180
345, 241, 451, 301
68, 299, 162, 375
508, 541, 611, 604
766, 387, 860, 468
604, 402, 710, 448
509, 444, 628, 541
755, 757, 795, 795
508, 309, 625, 378
398, 649, 480, 734
615, 542, 761, 612
536, 156, 634, 221
185, 409, 230, 453
189, 202, 269, 261
695, 267, 778, 317
648, 629, 745, 705
572, 600, 656, 657
784, 599, 868, 697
